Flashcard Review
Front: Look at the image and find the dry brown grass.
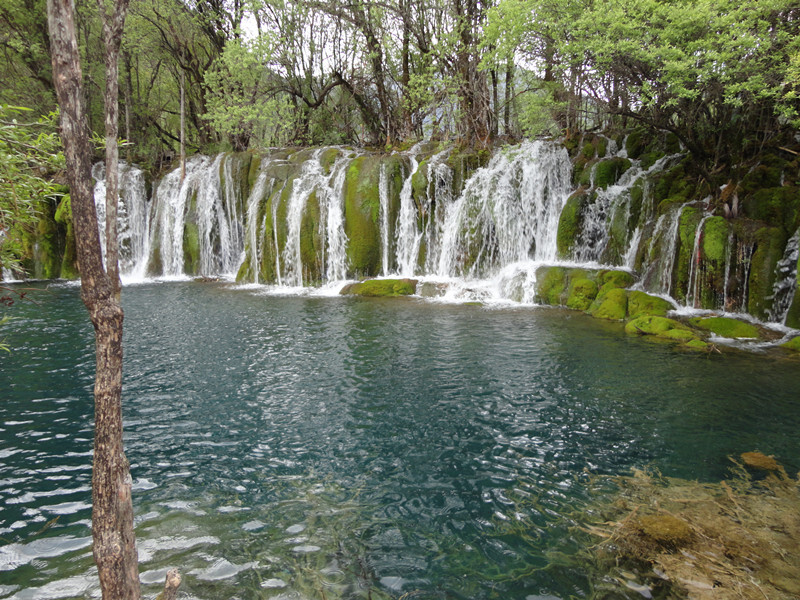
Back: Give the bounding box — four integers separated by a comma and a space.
582, 456, 800, 599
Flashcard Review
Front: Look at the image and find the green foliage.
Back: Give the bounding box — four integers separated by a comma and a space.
0, 105, 64, 273
203, 37, 297, 148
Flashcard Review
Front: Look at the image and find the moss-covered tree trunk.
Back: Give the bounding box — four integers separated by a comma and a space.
46, 0, 140, 598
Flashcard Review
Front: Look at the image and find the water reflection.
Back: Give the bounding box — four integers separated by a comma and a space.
1, 282, 799, 599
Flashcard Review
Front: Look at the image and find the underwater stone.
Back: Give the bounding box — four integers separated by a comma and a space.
740, 451, 781, 471
340, 278, 418, 297
636, 514, 693, 548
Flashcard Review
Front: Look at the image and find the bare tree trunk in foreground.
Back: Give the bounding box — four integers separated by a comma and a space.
46, 0, 139, 597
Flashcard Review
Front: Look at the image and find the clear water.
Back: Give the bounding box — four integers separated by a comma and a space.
2, 282, 800, 599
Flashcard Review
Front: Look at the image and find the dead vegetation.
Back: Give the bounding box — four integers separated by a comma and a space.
581, 453, 800, 599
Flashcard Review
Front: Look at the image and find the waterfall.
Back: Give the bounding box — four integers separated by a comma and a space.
685, 214, 712, 308
437, 141, 572, 278
768, 228, 800, 323
243, 165, 274, 284
395, 152, 422, 276
92, 161, 149, 278
421, 150, 453, 274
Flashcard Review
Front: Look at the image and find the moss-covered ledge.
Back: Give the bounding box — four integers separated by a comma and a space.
340, 278, 418, 297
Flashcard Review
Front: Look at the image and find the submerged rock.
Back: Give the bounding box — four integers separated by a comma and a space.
340, 278, 418, 297
740, 451, 781, 472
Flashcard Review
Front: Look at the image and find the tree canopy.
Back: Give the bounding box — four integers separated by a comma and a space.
0, 0, 796, 176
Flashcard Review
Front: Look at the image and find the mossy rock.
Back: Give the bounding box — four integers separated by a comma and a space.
319, 148, 341, 174
741, 187, 800, 237
340, 278, 418, 297
636, 514, 693, 548
673, 206, 703, 304
639, 151, 665, 171
566, 278, 599, 311
344, 156, 382, 277
534, 266, 568, 305
594, 157, 632, 189
780, 336, 800, 352
599, 269, 635, 291
740, 451, 781, 471
785, 283, 800, 330
557, 189, 590, 258
625, 130, 646, 160
702, 216, 730, 263
748, 226, 786, 318
740, 164, 784, 195
588, 287, 629, 320
625, 315, 698, 344
183, 222, 200, 275
627, 290, 673, 318
688, 316, 759, 339
54, 194, 78, 279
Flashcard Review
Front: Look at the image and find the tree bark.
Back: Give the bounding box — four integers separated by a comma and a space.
98, 0, 131, 297
46, 1, 140, 599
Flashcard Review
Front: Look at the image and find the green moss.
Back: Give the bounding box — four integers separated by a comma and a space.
781, 336, 800, 351
344, 156, 381, 277
741, 187, 800, 237
581, 142, 595, 159
320, 148, 340, 174
299, 191, 323, 283
702, 216, 730, 263
594, 157, 632, 189
599, 269, 635, 291
557, 189, 589, 258
340, 278, 418, 297
183, 222, 200, 275
535, 266, 568, 305
688, 316, 759, 339
785, 281, 800, 330
589, 287, 629, 320
748, 226, 786, 318
640, 151, 664, 171
566, 278, 599, 311
54, 194, 78, 279
624, 316, 697, 344
740, 164, 783, 195
411, 159, 429, 204
685, 338, 710, 350
625, 130, 645, 159
674, 206, 702, 303
627, 290, 673, 318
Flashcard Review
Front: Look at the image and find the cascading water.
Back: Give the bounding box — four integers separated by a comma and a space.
768, 228, 800, 324
436, 141, 572, 278
147, 154, 245, 278
395, 150, 422, 276
421, 150, 453, 274
92, 161, 149, 277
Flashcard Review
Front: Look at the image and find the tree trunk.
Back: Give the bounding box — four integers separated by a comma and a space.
46, 1, 140, 599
